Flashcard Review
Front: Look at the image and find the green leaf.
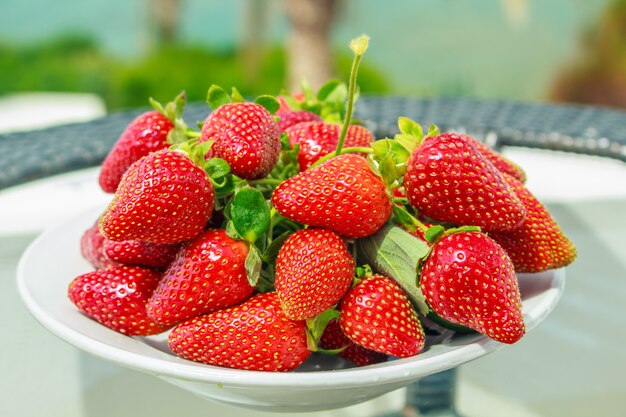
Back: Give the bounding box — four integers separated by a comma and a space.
357, 224, 431, 315
207, 85, 231, 109
316, 79, 341, 101
205, 158, 230, 180
245, 245, 263, 287
424, 225, 445, 244
261, 231, 292, 263
230, 187, 271, 243
426, 311, 476, 333
300, 79, 315, 101
254, 95, 280, 114
398, 117, 423, 138
325, 82, 348, 104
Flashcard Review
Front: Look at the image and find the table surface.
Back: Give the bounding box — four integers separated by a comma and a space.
1, 97, 626, 417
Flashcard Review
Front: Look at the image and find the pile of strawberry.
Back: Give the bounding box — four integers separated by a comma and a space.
68, 36, 576, 372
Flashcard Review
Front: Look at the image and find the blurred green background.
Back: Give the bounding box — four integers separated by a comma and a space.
0, 0, 625, 110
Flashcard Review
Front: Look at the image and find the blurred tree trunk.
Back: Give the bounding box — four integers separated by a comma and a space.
284, 0, 337, 92
242, 0, 270, 86
148, 0, 182, 48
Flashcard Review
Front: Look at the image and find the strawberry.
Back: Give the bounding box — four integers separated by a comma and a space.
146, 229, 254, 326
168, 292, 310, 371
420, 231, 525, 344
103, 240, 180, 270
275, 229, 355, 320
276, 109, 322, 133
319, 319, 387, 366
460, 134, 526, 183
272, 154, 392, 238
200, 101, 280, 179
285, 121, 374, 170
68, 266, 169, 335
489, 174, 576, 272
99, 149, 214, 244
404, 133, 526, 232
99, 111, 174, 193
339, 275, 425, 358
80, 222, 119, 270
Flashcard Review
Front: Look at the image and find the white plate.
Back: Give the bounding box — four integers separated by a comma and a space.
17, 204, 565, 412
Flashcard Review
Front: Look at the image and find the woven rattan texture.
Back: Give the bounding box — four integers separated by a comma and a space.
1, 96, 624, 190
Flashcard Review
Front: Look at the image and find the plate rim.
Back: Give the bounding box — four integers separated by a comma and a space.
16, 203, 566, 389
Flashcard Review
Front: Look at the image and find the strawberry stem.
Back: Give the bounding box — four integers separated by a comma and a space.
309, 146, 373, 169
444, 225, 481, 236
305, 308, 341, 352
393, 205, 429, 233
334, 35, 369, 157
248, 178, 283, 186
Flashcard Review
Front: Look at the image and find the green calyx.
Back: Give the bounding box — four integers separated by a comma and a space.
366, 118, 441, 194
305, 308, 341, 352
393, 117, 440, 154
150, 90, 185, 123
370, 139, 411, 186
172, 137, 240, 201
280, 78, 349, 123
207, 84, 280, 114
150, 91, 190, 145
207, 85, 232, 109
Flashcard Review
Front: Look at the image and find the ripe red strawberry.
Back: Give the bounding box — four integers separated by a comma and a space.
275, 229, 355, 320
168, 292, 310, 371
460, 134, 527, 183
420, 231, 525, 344
489, 174, 576, 272
339, 275, 425, 357
99, 111, 173, 193
103, 240, 180, 270
276, 109, 322, 132
285, 121, 374, 170
80, 222, 119, 270
272, 154, 392, 238
146, 229, 254, 326
99, 149, 214, 244
319, 319, 387, 366
404, 133, 526, 232
200, 102, 280, 179
68, 266, 170, 335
